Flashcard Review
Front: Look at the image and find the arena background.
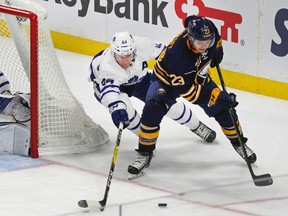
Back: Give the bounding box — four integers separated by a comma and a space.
34, 0, 288, 100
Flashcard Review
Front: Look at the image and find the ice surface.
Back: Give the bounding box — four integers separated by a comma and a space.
0, 49, 287, 216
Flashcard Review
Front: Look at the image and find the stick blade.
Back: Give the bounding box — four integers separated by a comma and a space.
78, 200, 103, 209
254, 174, 273, 186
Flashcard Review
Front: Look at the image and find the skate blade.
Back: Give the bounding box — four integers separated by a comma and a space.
128, 171, 145, 180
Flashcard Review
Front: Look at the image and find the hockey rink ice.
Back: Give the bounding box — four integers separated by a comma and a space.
0, 49, 287, 216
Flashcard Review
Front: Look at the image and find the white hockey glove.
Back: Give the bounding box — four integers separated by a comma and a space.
109, 101, 130, 129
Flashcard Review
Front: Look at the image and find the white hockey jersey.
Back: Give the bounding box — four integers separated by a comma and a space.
89, 36, 165, 108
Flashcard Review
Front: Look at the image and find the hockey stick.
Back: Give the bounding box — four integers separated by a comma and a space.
215, 64, 273, 186
78, 123, 124, 211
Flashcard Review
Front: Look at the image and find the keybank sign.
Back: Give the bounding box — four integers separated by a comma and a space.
43, 0, 287, 57
271, 8, 288, 57
43, 0, 169, 27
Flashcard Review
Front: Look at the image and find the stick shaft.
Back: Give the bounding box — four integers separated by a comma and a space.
215, 64, 249, 159
215, 65, 272, 186
101, 123, 124, 207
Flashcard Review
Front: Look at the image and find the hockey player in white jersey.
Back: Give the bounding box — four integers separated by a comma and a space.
0, 71, 30, 156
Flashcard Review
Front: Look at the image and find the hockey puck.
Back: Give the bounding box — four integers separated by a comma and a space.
158, 203, 167, 207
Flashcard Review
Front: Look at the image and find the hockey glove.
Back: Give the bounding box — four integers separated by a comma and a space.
210, 46, 223, 68
217, 92, 239, 108
109, 101, 130, 129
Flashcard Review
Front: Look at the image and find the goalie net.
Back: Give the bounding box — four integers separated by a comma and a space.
0, 0, 109, 158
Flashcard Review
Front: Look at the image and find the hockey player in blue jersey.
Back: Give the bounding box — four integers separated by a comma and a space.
89, 31, 217, 145
128, 16, 257, 179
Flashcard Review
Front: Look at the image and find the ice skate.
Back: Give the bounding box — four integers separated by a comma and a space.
233, 138, 257, 164
191, 121, 216, 143
128, 150, 153, 180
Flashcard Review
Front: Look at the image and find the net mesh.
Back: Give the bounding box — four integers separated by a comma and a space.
0, 0, 109, 155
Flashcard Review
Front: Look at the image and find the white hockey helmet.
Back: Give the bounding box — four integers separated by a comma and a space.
111, 32, 135, 56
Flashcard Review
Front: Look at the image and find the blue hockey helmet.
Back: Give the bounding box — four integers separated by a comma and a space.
187, 16, 215, 48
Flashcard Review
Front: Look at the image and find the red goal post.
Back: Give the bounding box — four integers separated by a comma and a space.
0, 0, 109, 158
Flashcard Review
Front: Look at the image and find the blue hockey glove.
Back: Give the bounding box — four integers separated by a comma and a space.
218, 92, 238, 108
210, 46, 223, 68
109, 101, 130, 129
